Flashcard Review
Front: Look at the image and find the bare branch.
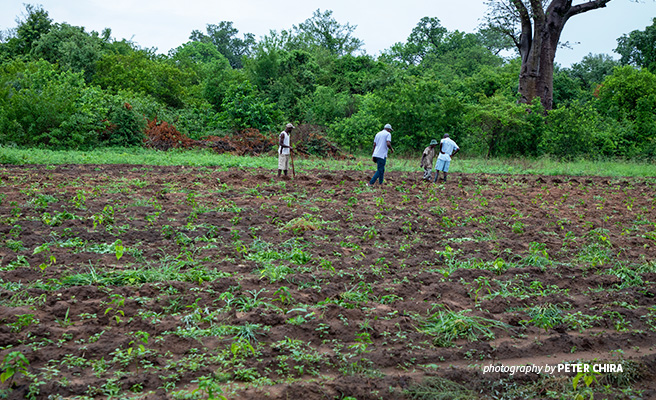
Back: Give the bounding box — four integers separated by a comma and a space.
566, 0, 613, 19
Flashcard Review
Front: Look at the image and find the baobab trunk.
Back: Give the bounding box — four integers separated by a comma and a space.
518, 19, 560, 110
512, 0, 613, 110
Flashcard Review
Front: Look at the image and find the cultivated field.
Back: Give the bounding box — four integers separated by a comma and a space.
1, 163, 655, 399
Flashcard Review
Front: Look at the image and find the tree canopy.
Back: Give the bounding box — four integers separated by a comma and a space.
1, 4, 655, 160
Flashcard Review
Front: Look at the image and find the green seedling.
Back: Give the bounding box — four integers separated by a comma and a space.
104, 294, 126, 325
55, 307, 73, 328
348, 332, 372, 355
92, 205, 115, 229
0, 351, 29, 385
33, 243, 56, 273
417, 307, 509, 347
191, 375, 227, 400
573, 363, 601, 400
114, 239, 124, 261
273, 286, 293, 306
8, 313, 39, 333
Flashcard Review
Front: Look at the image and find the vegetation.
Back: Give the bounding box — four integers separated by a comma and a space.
0, 5, 655, 160
1, 163, 655, 399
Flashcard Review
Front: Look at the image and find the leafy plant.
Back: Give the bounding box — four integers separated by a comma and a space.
572, 363, 601, 400
8, 313, 39, 333
523, 303, 563, 335
0, 351, 29, 385
104, 293, 126, 325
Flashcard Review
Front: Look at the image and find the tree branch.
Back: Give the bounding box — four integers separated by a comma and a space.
511, 0, 533, 60
566, 0, 613, 19
528, 0, 546, 21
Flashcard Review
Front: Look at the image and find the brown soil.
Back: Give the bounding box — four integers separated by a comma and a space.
0, 164, 655, 399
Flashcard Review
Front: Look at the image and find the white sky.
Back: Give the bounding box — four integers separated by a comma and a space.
1, 0, 655, 67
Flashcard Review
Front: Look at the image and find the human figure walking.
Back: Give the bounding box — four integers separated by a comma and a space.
367, 124, 394, 186
434, 134, 459, 183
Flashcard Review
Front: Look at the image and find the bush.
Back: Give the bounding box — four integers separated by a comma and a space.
459, 96, 539, 157
99, 101, 146, 147
218, 81, 279, 131
302, 85, 354, 125
327, 94, 381, 151
0, 60, 86, 148
540, 102, 625, 159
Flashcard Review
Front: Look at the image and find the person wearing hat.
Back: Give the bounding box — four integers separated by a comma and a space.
367, 124, 395, 186
420, 139, 438, 181
434, 133, 459, 183
278, 123, 294, 177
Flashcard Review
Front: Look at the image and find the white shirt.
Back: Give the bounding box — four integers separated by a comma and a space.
279, 131, 290, 155
372, 130, 392, 159
437, 137, 459, 161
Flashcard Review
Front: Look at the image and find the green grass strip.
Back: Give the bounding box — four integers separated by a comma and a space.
2, 146, 655, 177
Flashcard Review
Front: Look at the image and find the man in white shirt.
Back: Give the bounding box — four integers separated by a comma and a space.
434, 134, 459, 183
367, 124, 395, 186
278, 123, 294, 177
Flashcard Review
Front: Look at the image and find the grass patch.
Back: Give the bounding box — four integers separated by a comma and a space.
416, 307, 509, 347
3, 147, 656, 177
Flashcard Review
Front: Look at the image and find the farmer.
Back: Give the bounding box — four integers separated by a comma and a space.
278, 123, 294, 177
434, 133, 459, 183
367, 124, 395, 186
420, 139, 438, 181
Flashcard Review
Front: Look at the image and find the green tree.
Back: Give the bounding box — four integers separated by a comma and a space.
302, 85, 354, 125
218, 81, 278, 131
319, 54, 394, 95
382, 18, 503, 78
483, 0, 622, 110
93, 49, 192, 108
596, 65, 656, 154
615, 17, 656, 72
0, 60, 86, 148
245, 49, 318, 120
540, 101, 621, 158
382, 17, 448, 66
31, 23, 106, 82
567, 53, 621, 89
460, 95, 541, 157
329, 76, 465, 153
3, 4, 53, 56
293, 9, 363, 57
190, 21, 255, 69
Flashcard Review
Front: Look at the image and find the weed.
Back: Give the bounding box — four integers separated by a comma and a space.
281, 216, 322, 234
55, 307, 73, 328
233, 323, 268, 343
417, 307, 509, 347
562, 312, 603, 333
512, 221, 525, 234
405, 376, 476, 400
523, 304, 563, 335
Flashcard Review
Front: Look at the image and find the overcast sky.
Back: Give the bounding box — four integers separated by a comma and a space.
1, 0, 655, 67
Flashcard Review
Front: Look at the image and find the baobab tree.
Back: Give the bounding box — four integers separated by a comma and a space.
483, 0, 641, 110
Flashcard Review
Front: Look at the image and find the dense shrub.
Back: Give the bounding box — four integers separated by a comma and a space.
539, 102, 622, 159
100, 101, 146, 147
0, 60, 87, 148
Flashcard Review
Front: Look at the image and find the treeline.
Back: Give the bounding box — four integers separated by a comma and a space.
1, 6, 655, 159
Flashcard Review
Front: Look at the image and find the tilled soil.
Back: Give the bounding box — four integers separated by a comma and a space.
0, 163, 655, 399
